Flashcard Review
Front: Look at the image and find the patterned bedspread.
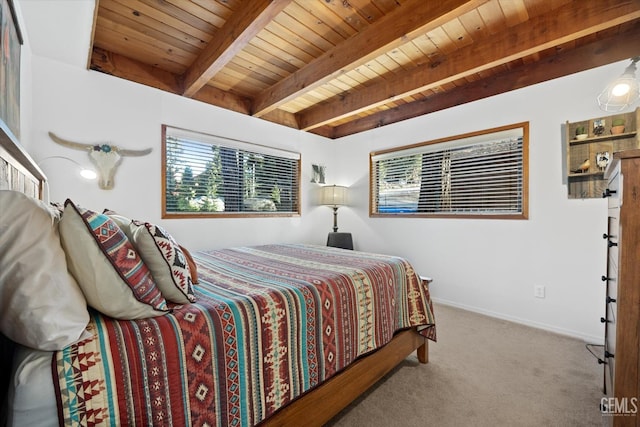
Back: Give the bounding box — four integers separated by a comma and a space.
54, 244, 436, 426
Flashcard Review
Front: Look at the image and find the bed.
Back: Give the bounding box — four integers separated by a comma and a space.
0, 127, 436, 426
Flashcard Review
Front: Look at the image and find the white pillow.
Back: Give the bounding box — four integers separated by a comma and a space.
58, 200, 169, 319
0, 191, 90, 350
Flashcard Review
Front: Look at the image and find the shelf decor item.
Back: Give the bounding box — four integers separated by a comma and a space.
611, 118, 625, 134
596, 151, 610, 171
593, 119, 605, 136
565, 107, 639, 198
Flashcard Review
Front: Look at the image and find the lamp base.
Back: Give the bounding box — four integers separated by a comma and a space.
327, 232, 353, 250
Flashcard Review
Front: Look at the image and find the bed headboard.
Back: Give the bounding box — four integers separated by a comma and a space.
0, 121, 46, 420
0, 121, 46, 199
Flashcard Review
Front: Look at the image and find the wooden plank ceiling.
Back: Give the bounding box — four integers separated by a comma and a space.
90, 0, 640, 139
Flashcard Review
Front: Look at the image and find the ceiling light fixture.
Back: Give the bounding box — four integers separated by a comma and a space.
597, 57, 640, 112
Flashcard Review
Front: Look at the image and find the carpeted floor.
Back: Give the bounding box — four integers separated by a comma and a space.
328, 304, 605, 427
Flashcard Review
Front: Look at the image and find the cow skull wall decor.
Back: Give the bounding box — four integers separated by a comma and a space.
48, 132, 152, 190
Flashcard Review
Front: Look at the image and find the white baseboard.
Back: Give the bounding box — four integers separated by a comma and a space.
432, 297, 604, 345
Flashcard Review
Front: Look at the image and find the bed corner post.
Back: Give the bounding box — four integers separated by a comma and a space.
417, 338, 428, 364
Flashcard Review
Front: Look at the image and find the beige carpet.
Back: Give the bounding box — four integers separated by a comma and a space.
328, 304, 605, 427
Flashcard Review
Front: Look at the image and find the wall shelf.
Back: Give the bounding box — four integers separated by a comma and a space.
565, 108, 639, 199
568, 131, 637, 145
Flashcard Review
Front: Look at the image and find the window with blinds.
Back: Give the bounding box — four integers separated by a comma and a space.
370, 122, 528, 219
162, 125, 300, 218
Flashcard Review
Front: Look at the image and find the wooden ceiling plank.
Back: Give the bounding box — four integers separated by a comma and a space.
224, 61, 276, 90
346, 0, 386, 22
190, 0, 237, 17
457, 8, 489, 39
411, 34, 441, 59
476, 0, 507, 35
235, 50, 291, 79
297, 0, 359, 40
319, 0, 371, 32
243, 44, 298, 74
251, 0, 488, 117
249, 36, 308, 70
298, 0, 640, 130
283, 2, 348, 46
498, 0, 530, 27
264, 20, 324, 58
181, 0, 293, 98
385, 48, 417, 70
425, 27, 457, 55
257, 28, 317, 64
231, 55, 288, 86
398, 42, 431, 66
339, 70, 370, 88
328, 24, 640, 138
213, 68, 268, 95
442, 18, 474, 48
161, 0, 227, 29
108, 0, 212, 42
137, 0, 221, 32
100, 0, 208, 48
272, 11, 335, 52
97, 7, 199, 54
95, 15, 196, 63
93, 29, 190, 74
376, 53, 408, 74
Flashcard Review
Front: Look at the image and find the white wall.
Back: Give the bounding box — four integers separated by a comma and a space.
330, 63, 633, 343
29, 56, 333, 250
20, 0, 631, 343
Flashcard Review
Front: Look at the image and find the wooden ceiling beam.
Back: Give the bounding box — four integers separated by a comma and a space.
90, 47, 252, 115
91, 46, 183, 94
181, 0, 292, 98
251, 0, 488, 117
326, 23, 640, 139
299, 0, 640, 131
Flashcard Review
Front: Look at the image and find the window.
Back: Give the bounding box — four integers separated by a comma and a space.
162, 125, 300, 218
370, 122, 528, 219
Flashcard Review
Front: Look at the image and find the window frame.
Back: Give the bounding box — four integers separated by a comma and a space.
369, 122, 529, 220
161, 125, 301, 219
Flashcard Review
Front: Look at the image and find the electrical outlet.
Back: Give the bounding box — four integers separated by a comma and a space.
534, 285, 545, 298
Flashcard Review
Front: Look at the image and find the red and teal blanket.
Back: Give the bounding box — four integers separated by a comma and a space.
54, 244, 436, 426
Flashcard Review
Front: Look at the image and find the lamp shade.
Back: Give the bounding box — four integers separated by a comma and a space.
597, 58, 640, 112
320, 185, 348, 206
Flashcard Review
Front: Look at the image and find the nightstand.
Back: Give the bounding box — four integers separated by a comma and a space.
327, 232, 353, 250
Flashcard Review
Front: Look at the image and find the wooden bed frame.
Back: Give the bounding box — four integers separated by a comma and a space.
0, 126, 429, 427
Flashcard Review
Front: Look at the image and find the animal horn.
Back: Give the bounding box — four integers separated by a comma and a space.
48, 132, 94, 151
118, 147, 153, 157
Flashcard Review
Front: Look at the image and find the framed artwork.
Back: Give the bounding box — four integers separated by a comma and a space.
592, 118, 605, 136
0, 0, 22, 139
311, 164, 326, 183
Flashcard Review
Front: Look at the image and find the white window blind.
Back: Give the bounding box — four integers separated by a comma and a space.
162, 125, 300, 217
371, 123, 528, 218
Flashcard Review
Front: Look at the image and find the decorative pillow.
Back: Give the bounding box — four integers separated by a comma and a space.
130, 221, 197, 303
102, 208, 136, 240
59, 200, 169, 319
0, 191, 90, 350
179, 244, 199, 284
